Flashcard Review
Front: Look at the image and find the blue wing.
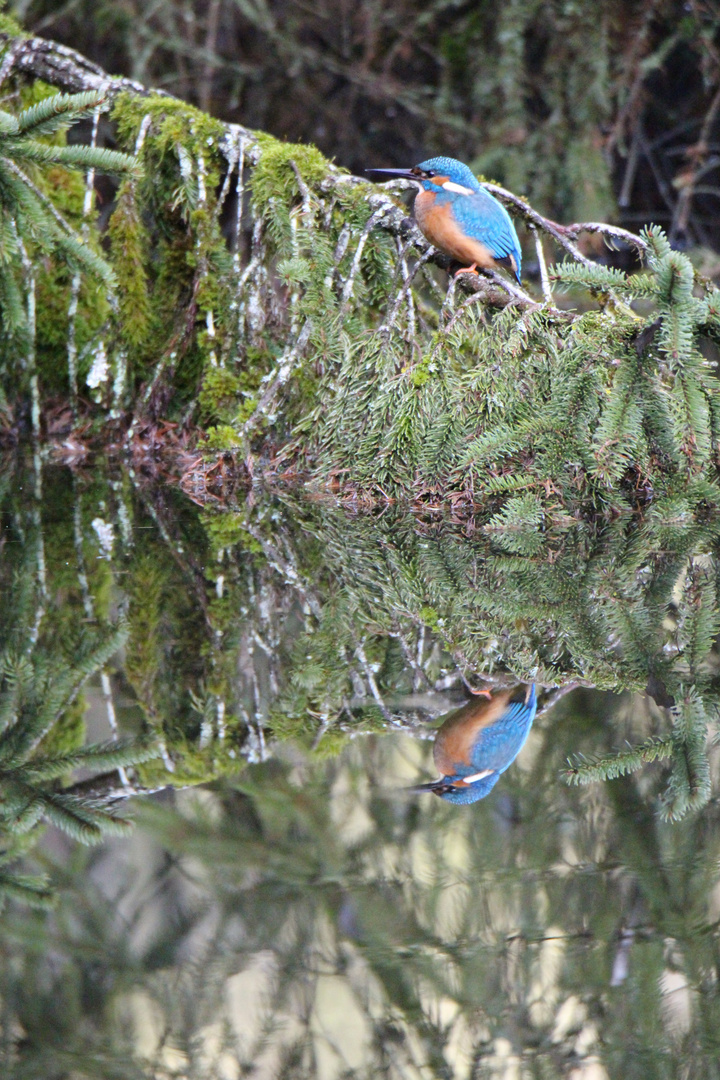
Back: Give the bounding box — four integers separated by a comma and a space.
448, 189, 522, 277
468, 688, 536, 774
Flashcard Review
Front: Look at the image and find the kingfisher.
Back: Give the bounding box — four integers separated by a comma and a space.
367, 156, 522, 284
413, 683, 537, 804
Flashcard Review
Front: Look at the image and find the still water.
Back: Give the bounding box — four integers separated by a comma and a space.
1, 457, 720, 1078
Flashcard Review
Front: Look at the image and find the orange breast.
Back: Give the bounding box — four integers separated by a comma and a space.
414, 192, 495, 269
433, 689, 515, 774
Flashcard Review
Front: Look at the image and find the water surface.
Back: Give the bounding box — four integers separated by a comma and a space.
1, 457, 720, 1078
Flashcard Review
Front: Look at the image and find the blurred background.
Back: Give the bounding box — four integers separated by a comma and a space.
3, 4, 720, 1075
9, 0, 720, 262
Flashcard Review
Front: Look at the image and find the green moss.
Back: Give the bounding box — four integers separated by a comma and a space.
123, 540, 213, 747
108, 178, 152, 352
112, 92, 227, 157
0, 8, 25, 37
106, 92, 234, 402
202, 425, 244, 452
35, 266, 110, 396
251, 133, 337, 210
137, 736, 247, 788
310, 729, 349, 759
124, 553, 163, 716
419, 606, 439, 629
201, 511, 264, 555
410, 363, 432, 388
198, 368, 242, 424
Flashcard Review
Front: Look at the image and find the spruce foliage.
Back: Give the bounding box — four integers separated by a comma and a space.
15, 456, 719, 826
0, 618, 158, 905
0, 461, 161, 907
0, 90, 135, 336
564, 736, 675, 786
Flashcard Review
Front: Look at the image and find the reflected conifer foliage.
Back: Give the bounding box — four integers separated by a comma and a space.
1, 459, 720, 1073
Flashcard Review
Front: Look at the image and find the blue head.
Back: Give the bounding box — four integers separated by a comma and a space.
366, 157, 484, 194
435, 771, 502, 804
414, 157, 484, 194
411, 770, 501, 804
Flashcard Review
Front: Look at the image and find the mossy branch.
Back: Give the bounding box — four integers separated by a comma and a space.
0, 29, 644, 318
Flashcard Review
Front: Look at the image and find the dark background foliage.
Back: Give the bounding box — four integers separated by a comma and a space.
13, 0, 720, 253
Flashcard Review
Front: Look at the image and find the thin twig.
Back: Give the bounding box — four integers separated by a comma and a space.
14, 229, 39, 439
27, 440, 47, 651
530, 224, 552, 302
340, 207, 387, 310
238, 318, 313, 442
672, 81, 720, 238
536, 681, 581, 718
354, 641, 400, 726
72, 478, 131, 789
67, 103, 102, 420
289, 159, 314, 217
442, 290, 489, 334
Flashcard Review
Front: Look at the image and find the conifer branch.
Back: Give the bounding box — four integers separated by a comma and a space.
562, 736, 674, 785
0, 869, 54, 908
660, 690, 712, 820
550, 261, 655, 297
238, 318, 314, 444
14, 89, 106, 135
18, 738, 158, 782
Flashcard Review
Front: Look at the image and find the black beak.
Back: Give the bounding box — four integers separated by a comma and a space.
365, 167, 419, 182
406, 781, 448, 796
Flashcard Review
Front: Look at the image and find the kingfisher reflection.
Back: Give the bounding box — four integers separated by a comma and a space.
413, 684, 537, 803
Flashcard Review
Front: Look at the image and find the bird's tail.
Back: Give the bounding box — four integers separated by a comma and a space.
507, 682, 536, 708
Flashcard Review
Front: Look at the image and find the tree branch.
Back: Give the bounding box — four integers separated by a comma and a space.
0, 28, 647, 322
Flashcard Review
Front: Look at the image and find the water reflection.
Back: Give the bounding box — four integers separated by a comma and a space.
1, 457, 720, 1075
4, 745, 720, 1078
413, 684, 537, 802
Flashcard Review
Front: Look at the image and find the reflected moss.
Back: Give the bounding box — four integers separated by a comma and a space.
3, 453, 720, 923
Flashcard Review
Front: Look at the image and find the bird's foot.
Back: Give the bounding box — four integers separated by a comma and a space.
468, 687, 493, 699
454, 263, 479, 277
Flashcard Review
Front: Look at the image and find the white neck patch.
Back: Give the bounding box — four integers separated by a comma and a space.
461, 769, 495, 785
442, 180, 475, 196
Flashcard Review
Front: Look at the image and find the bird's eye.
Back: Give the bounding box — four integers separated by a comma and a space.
424, 170, 435, 178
